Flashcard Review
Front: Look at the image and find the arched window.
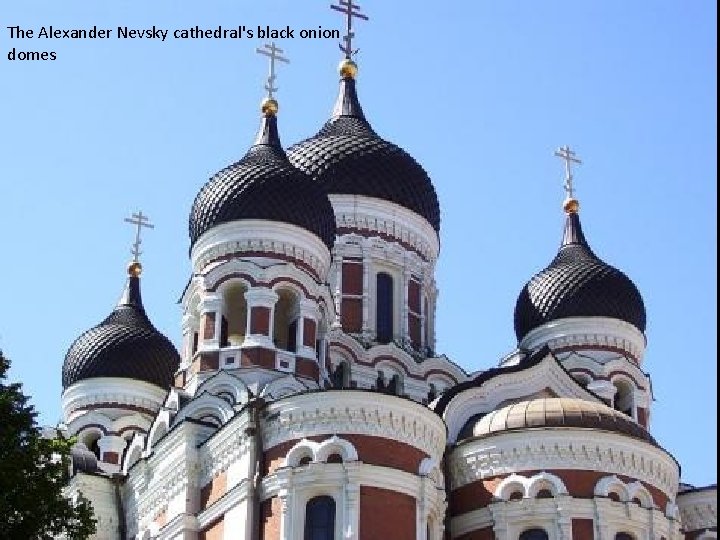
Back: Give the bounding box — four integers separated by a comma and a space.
519, 529, 549, 540
304, 496, 335, 540
274, 288, 300, 352
376, 273, 394, 343
613, 379, 635, 418
615, 534, 634, 540
222, 283, 248, 347
81, 431, 102, 459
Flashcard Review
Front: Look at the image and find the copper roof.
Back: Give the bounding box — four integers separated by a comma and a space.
470, 397, 657, 445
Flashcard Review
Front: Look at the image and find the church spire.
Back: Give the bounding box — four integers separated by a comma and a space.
253, 42, 289, 148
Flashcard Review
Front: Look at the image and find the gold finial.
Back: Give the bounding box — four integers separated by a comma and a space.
127, 260, 143, 277
563, 197, 580, 214
261, 97, 279, 116
338, 58, 358, 79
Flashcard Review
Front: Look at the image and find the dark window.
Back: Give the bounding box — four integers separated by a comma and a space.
287, 319, 298, 352
326, 454, 343, 464
304, 496, 335, 540
615, 534, 634, 540
376, 273, 394, 343
536, 489, 553, 499
519, 529, 548, 540
192, 332, 199, 355
220, 316, 229, 347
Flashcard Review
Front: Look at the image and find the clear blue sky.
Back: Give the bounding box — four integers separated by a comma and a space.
1, 1, 716, 485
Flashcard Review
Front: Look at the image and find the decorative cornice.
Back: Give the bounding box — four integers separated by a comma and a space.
261, 390, 447, 459
677, 487, 717, 532
448, 429, 679, 500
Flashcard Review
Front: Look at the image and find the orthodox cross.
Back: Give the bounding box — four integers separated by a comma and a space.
554, 145, 582, 199
256, 42, 289, 99
330, 0, 369, 58
124, 211, 154, 262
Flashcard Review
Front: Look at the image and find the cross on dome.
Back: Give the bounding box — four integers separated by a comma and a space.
124, 210, 154, 263
256, 42, 290, 100
554, 145, 582, 201
330, 0, 369, 59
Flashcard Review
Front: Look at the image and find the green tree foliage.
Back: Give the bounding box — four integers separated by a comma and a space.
0, 350, 96, 539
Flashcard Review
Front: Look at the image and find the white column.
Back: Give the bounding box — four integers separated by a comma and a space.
333, 256, 343, 329
243, 287, 278, 349
344, 482, 360, 540
361, 249, 371, 336
180, 313, 195, 368
419, 284, 426, 351
401, 269, 411, 344
199, 294, 222, 350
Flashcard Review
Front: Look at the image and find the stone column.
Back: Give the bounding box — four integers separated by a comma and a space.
361, 249, 371, 336
180, 313, 196, 368
401, 269, 411, 344
332, 256, 343, 329
243, 287, 278, 349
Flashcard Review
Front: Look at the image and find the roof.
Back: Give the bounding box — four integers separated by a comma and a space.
514, 211, 646, 341
189, 113, 337, 249
287, 75, 441, 232
467, 397, 658, 446
62, 275, 180, 389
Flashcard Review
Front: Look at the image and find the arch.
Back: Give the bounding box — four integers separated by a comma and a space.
612, 376, 636, 418
376, 272, 394, 344
495, 474, 529, 501
219, 280, 249, 347
171, 392, 234, 428
526, 472, 568, 498
197, 370, 250, 406
615, 534, 634, 540
147, 409, 171, 450
315, 436, 358, 463
519, 529, 549, 540
595, 475, 630, 502
626, 481, 654, 509
286, 439, 318, 468
122, 434, 145, 473
260, 375, 311, 400
304, 495, 335, 540
273, 287, 301, 352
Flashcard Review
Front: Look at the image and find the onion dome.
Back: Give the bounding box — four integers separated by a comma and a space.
189, 99, 336, 249
470, 397, 657, 445
62, 262, 180, 389
287, 59, 440, 232
514, 199, 646, 341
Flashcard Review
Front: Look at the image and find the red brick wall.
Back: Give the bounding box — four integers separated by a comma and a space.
572, 518, 594, 539
203, 312, 216, 340
408, 279, 421, 313
241, 348, 276, 370
409, 314, 421, 348
199, 517, 224, 540
200, 472, 227, 510
342, 262, 363, 295
296, 357, 319, 381
303, 318, 316, 347
456, 528, 495, 540
260, 497, 282, 540
102, 451, 119, 465
360, 486, 415, 540
250, 306, 270, 335
341, 298, 362, 332
637, 407, 648, 428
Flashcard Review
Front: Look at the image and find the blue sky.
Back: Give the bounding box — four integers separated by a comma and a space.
1, 1, 716, 485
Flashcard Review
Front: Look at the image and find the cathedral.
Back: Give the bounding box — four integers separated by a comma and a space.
56, 6, 716, 540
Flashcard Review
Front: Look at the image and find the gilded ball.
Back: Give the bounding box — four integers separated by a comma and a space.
127, 261, 143, 277
563, 197, 580, 214
261, 97, 279, 116
338, 58, 358, 79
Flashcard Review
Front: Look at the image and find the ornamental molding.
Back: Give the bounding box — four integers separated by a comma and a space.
62, 377, 167, 425
442, 353, 601, 443
330, 194, 440, 263
450, 496, 682, 540
190, 219, 331, 281
448, 429, 680, 500
677, 488, 718, 532
520, 317, 646, 365
333, 232, 432, 280
261, 390, 447, 459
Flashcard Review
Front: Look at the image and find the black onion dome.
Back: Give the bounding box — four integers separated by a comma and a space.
287, 75, 441, 232
514, 210, 646, 341
62, 274, 180, 389
189, 113, 336, 249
